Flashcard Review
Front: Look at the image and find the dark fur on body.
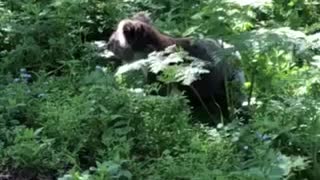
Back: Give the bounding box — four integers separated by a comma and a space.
106, 13, 246, 123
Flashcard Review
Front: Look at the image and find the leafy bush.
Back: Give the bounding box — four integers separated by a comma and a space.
0, 70, 194, 178
0, 0, 123, 73
1, 0, 320, 179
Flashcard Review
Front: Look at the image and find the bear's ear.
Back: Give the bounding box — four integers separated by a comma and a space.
122, 21, 135, 37
122, 20, 146, 44
122, 21, 138, 44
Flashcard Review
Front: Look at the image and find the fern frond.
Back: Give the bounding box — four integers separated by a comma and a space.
114, 43, 231, 86
115, 59, 149, 76
149, 51, 186, 74
175, 61, 210, 85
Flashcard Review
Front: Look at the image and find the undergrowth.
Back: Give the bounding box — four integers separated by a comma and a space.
0, 0, 320, 179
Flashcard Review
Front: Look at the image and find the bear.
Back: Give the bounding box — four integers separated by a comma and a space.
106, 12, 247, 124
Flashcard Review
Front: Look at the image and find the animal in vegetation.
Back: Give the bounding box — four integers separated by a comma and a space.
106, 12, 247, 124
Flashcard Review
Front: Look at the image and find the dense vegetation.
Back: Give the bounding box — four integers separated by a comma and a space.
0, 0, 320, 179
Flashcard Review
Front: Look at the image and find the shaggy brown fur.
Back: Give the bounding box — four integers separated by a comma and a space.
107, 13, 191, 61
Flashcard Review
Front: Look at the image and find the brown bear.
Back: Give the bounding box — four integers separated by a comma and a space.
106, 12, 247, 124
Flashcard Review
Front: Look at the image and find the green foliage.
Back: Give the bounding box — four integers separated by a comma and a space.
115, 45, 210, 87
272, 0, 320, 29
0, 0, 122, 73
1, 0, 320, 179
0, 70, 194, 178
